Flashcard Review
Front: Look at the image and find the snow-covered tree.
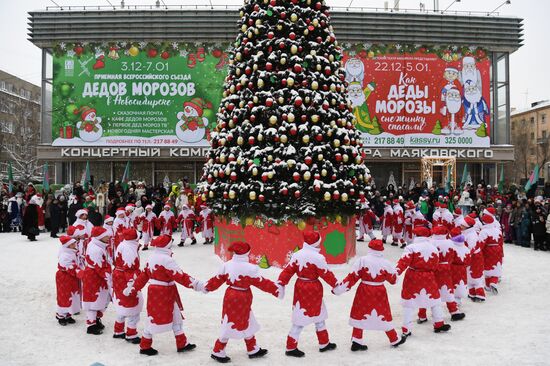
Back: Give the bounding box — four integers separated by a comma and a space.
200, 0, 370, 221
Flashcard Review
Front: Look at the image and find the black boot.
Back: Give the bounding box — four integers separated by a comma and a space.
451, 313, 466, 321
357, 237, 365, 242
400, 243, 406, 249
65, 317, 76, 324
392, 335, 407, 348
319, 343, 337, 352
126, 337, 141, 344
140, 348, 158, 356
249, 348, 268, 359
285, 349, 305, 358
211, 354, 231, 363
190, 238, 197, 245
57, 317, 67, 326
96, 318, 105, 330
113, 333, 126, 339
87, 324, 103, 335
417, 318, 428, 324
391, 242, 398, 246
351, 342, 368, 352
434, 324, 451, 333
142, 246, 148, 251
178, 241, 184, 247
177, 343, 197, 353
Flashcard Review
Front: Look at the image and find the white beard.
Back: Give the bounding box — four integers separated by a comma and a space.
348, 89, 366, 108
465, 89, 481, 104
461, 69, 478, 85
446, 97, 462, 114
345, 59, 365, 83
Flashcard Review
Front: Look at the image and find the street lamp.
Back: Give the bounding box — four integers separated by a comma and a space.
442, 0, 461, 14
489, 0, 511, 15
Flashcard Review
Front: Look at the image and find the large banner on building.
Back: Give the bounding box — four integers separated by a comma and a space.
343, 44, 491, 147
52, 42, 229, 146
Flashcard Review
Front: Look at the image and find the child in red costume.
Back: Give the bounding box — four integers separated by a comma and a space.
56, 235, 81, 326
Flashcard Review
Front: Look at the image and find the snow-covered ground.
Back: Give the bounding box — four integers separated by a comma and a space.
1, 231, 549, 366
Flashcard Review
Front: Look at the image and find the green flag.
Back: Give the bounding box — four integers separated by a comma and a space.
460, 163, 468, 190
7, 161, 14, 193
121, 161, 131, 191
498, 163, 505, 194
524, 164, 539, 192
42, 162, 50, 193
81, 161, 91, 191
445, 167, 452, 193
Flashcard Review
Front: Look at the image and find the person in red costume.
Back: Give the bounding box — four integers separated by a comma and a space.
123, 234, 203, 356
463, 214, 486, 302
278, 231, 339, 358
479, 214, 504, 294
392, 199, 405, 247
158, 203, 177, 236
55, 235, 81, 326
197, 204, 214, 244
381, 201, 394, 244
112, 208, 129, 250
82, 226, 112, 335
203, 241, 283, 363
112, 228, 143, 344
357, 199, 378, 242
333, 239, 406, 351
177, 204, 197, 246
396, 226, 451, 337
139, 205, 157, 251
449, 226, 472, 319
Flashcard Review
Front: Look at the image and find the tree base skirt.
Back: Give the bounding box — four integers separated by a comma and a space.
213, 217, 356, 268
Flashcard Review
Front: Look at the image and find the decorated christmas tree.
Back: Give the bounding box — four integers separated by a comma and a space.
432, 120, 442, 135
200, 0, 370, 222
476, 122, 488, 137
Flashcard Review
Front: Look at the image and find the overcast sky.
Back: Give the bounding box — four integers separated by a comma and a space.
0, 0, 546, 109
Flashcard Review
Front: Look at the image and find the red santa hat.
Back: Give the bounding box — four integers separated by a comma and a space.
59, 235, 77, 248
483, 207, 496, 217
454, 207, 462, 216
145, 204, 153, 210
91, 226, 109, 240
75, 209, 88, 218
151, 234, 172, 248
125, 204, 136, 211
405, 201, 416, 210
116, 207, 126, 216
66, 225, 77, 237
368, 239, 384, 251
303, 230, 322, 248
445, 61, 460, 73
103, 215, 114, 224
72, 224, 87, 237
432, 225, 448, 237
482, 215, 495, 224
228, 241, 251, 255
74, 105, 96, 121
468, 212, 477, 218
440, 203, 448, 209
463, 216, 476, 228
434, 202, 440, 208
385, 200, 391, 205
163, 203, 172, 209
122, 228, 138, 241
450, 227, 464, 243
413, 226, 431, 237
392, 199, 399, 205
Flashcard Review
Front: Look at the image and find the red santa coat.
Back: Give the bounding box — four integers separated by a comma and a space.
205, 253, 280, 339
362, 210, 377, 230
392, 205, 404, 234
82, 238, 112, 311
381, 205, 394, 237
337, 252, 397, 331
396, 237, 441, 308
451, 240, 472, 299
159, 210, 176, 236
404, 209, 415, 243
113, 217, 128, 248
278, 243, 338, 327
103, 224, 115, 264
74, 218, 94, 237
412, 210, 431, 228
480, 223, 503, 278
464, 227, 484, 280
177, 209, 196, 239
113, 239, 143, 317
131, 247, 199, 334
432, 209, 454, 231
431, 235, 457, 302
56, 245, 82, 315
198, 208, 214, 238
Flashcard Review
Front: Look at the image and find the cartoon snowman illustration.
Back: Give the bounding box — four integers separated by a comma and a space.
74, 106, 103, 142
175, 97, 212, 143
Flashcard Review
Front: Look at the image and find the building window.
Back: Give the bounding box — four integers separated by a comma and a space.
531, 117, 535, 124
543, 114, 547, 124
543, 131, 548, 139
531, 132, 535, 140
511, 121, 515, 130
0, 81, 5, 90
0, 120, 14, 134
530, 147, 536, 156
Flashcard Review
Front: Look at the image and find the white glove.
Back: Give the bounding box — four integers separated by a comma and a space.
276, 284, 285, 300
192, 279, 208, 294
332, 283, 348, 296
123, 279, 135, 297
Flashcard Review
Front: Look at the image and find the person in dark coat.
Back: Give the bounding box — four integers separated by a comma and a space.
87, 205, 103, 226
49, 198, 62, 238
531, 207, 546, 251
67, 199, 83, 226
22, 197, 40, 242
58, 196, 68, 233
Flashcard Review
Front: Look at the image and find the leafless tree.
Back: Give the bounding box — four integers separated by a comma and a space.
512, 131, 529, 183
1, 98, 42, 182
537, 135, 550, 170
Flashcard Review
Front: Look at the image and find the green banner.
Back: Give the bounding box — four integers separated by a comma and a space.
52, 42, 229, 146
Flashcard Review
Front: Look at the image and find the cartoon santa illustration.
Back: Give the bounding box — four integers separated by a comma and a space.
175, 97, 212, 143
460, 56, 482, 89
440, 63, 461, 102
440, 86, 463, 135
462, 81, 489, 130
74, 106, 103, 142
345, 57, 365, 83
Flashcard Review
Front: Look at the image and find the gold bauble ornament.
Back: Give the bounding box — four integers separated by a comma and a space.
280, 135, 288, 143
297, 220, 306, 230
311, 115, 320, 123
258, 133, 264, 141
287, 113, 295, 122
129, 46, 139, 57
287, 77, 295, 87
324, 192, 331, 201
237, 136, 244, 145
304, 171, 311, 181
236, 52, 242, 61
312, 81, 319, 90
343, 154, 349, 162
209, 191, 215, 198
278, 96, 285, 104
317, 154, 323, 161
229, 190, 236, 199
258, 79, 265, 88
341, 193, 348, 202
321, 169, 328, 176
302, 135, 310, 143
333, 139, 341, 147
290, 13, 298, 22
269, 116, 277, 125
245, 216, 254, 225
249, 191, 256, 201
290, 45, 298, 54
267, 171, 274, 179
267, 154, 273, 162
252, 167, 258, 176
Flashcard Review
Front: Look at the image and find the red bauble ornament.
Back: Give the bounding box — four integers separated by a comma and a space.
212, 49, 223, 58
305, 156, 313, 165
262, 173, 269, 182
335, 153, 342, 162
74, 45, 84, 55
279, 42, 286, 50
230, 172, 237, 181
349, 188, 355, 196
315, 134, 323, 142
266, 62, 273, 71
293, 64, 302, 73
331, 174, 337, 181
147, 49, 158, 58
294, 97, 303, 107
289, 32, 296, 40
266, 98, 274, 107
161, 51, 170, 60
281, 187, 289, 195
314, 184, 321, 192
294, 191, 301, 198
332, 192, 340, 200
223, 191, 228, 199
248, 136, 255, 145
259, 194, 265, 202
293, 172, 301, 182
290, 126, 297, 135
280, 12, 287, 19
